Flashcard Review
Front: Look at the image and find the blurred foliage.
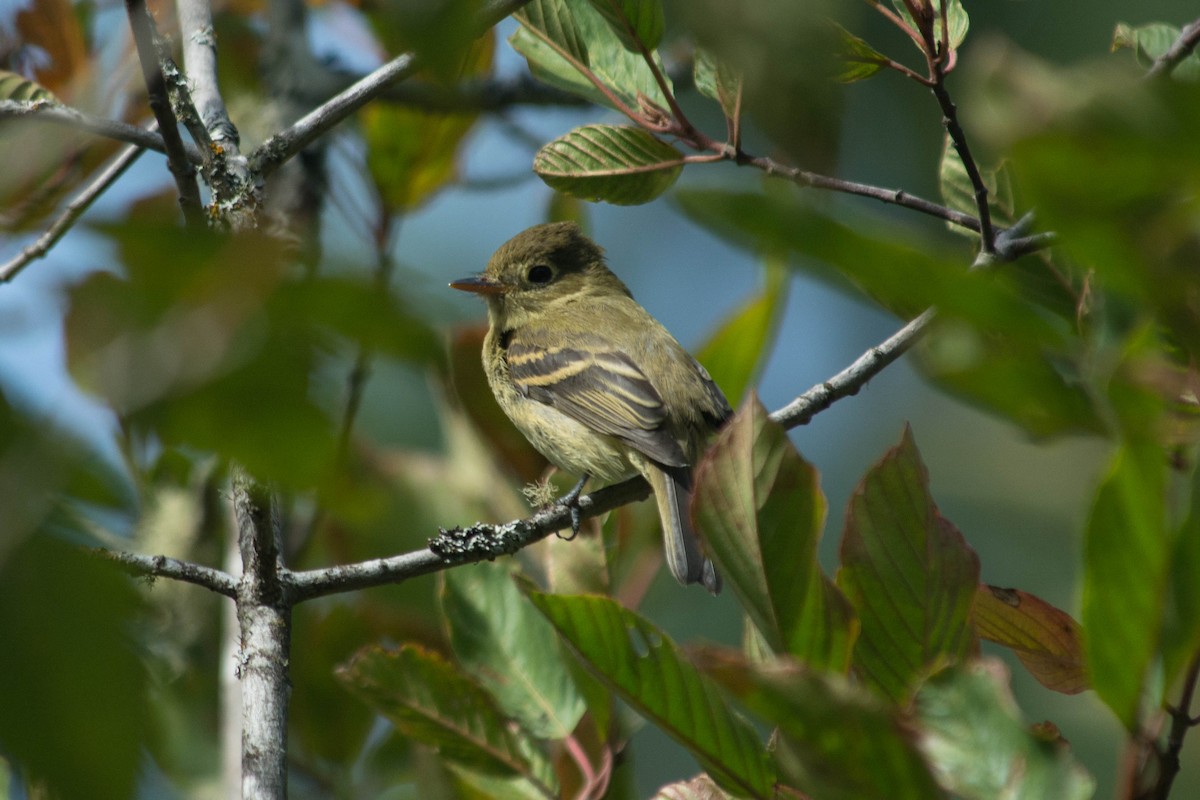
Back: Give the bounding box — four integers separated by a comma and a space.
2, 0, 1200, 797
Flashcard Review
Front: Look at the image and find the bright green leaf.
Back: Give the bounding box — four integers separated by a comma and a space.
891, 0, 969, 52
837, 426, 980, 702
1082, 441, 1170, 729
916, 660, 1095, 800
692, 395, 857, 671
972, 585, 1087, 695
441, 562, 586, 739
534, 124, 683, 205
512, 0, 670, 112
1163, 462, 1200, 684
338, 644, 557, 791
585, 0, 664, 51
693, 48, 742, 119
834, 23, 891, 83
1113, 22, 1200, 81
695, 260, 786, 405
702, 650, 944, 800
526, 591, 775, 798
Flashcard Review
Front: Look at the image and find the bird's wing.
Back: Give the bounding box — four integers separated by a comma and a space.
506, 336, 689, 467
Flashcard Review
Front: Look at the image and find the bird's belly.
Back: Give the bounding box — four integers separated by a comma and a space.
511, 400, 633, 483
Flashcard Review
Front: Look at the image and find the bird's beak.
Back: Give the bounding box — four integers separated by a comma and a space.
449, 275, 506, 295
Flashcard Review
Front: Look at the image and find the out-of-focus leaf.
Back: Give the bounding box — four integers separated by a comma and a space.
834, 23, 891, 83
938, 134, 1016, 232
527, 591, 775, 798
915, 322, 1104, 438
1082, 440, 1170, 729
0, 70, 56, 102
0, 536, 147, 800
676, 188, 1104, 437
363, 33, 493, 211
701, 650, 943, 800
694, 260, 785, 404
972, 585, 1087, 694
891, 0, 969, 53
673, 0, 842, 170
693, 48, 742, 120
291, 606, 377, 763
585, 0, 664, 51
367, 0, 484, 80
512, 0, 670, 111
837, 426, 980, 702
1008, 77, 1200, 357
446, 764, 561, 800
534, 125, 683, 205
1163, 461, 1200, 684
692, 396, 857, 670
441, 562, 585, 739
1113, 22, 1200, 81
14, 0, 87, 95
338, 644, 557, 791
916, 660, 1095, 800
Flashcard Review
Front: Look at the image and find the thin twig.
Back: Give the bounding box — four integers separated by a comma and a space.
1145, 17, 1200, 79
93, 547, 239, 598
0, 139, 145, 283
1146, 651, 1200, 799
0, 100, 203, 163
124, 0, 206, 227
179, 0, 240, 148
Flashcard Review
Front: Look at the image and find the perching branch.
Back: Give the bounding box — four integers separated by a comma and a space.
124, 0, 206, 228
1145, 17, 1200, 79
0, 138, 145, 283
179, 0, 241, 149
1144, 651, 1200, 799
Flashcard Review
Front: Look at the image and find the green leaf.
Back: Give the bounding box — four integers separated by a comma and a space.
0, 536, 147, 800
1082, 441, 1170, 729
0, 70, 56, 102
534, 124, 683, 205
972, 585, 1087, 694
916, 660, 1095, 800
675, 188, 1104, 437
938, 133, 1016, 232
695, 260, 786, 405
511, 0, 670, 112
891, 0, 969, 52
1163, 462, 1200, 684
585, 0, 664, 51
702, 651, 944, 800
836, 426, 980, 702
693, 48, 742, 119
441, 562, 586, 739
1113, 22, 1200, 81
338, 644, 556, 791
834, 23, 891, 83
526, 591, 775, 798
362, 43, 490, 211
692, 396, 857, 671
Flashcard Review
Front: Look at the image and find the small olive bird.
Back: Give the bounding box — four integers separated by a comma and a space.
451, 222, 731, 594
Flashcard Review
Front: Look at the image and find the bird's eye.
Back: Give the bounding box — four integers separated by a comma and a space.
527, 264, 554, 284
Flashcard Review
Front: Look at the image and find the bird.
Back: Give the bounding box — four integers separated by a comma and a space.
450, 221, 731, 594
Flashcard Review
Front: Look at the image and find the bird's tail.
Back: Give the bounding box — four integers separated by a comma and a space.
645, 464, 721, 595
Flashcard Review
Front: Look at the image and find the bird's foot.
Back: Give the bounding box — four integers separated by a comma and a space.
556, 473, 590, 540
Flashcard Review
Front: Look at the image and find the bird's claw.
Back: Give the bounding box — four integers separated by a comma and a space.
556, 473, 590, 541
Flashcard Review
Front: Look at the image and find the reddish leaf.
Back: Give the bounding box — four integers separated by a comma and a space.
972, 585, 1087, 694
